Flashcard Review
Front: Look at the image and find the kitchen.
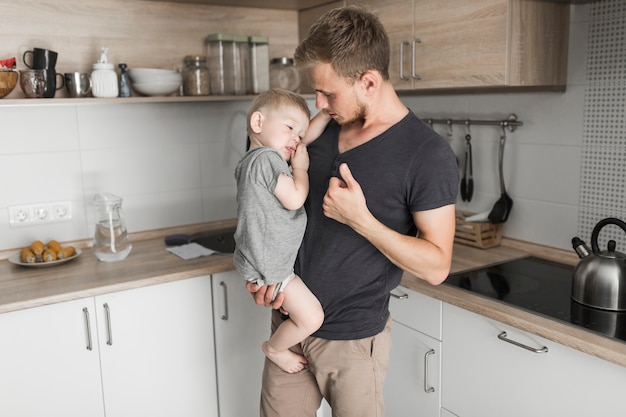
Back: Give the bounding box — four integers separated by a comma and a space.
0, 0, 625, 416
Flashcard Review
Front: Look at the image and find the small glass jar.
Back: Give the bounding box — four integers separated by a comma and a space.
270, 57, 300, 92
182, 55, 210, 96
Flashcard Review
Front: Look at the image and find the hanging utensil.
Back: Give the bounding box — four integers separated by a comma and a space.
460, 135, 468, 201
488, 126, 513, 224
466, 133, 474, 201
460, 123, 474, 202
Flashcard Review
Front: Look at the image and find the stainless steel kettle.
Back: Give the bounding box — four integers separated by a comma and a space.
571, 217, 626, 311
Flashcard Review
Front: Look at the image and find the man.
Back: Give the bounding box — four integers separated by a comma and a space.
247, 5, 458, 417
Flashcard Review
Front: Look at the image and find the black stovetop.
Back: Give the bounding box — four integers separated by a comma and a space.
445, 256, 626, 343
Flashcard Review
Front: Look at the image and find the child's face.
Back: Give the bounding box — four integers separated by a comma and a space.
251, 105, 310, 161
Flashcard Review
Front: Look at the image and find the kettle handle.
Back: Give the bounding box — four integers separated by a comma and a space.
590, 217, 626, 253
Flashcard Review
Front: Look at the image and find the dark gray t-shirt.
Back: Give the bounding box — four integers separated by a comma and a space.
234, 147, 307, 285
295, 111, 458, 340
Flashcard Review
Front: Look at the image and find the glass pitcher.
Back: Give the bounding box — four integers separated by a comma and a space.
93, 192, 132, 262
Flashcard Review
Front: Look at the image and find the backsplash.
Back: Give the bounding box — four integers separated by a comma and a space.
579, 0, 626, 250
0, 2, 624, 254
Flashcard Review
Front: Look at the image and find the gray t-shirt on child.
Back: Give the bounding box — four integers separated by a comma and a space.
233, 146, 307, 285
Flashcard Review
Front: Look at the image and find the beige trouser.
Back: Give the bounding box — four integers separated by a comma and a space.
260, 310, 392, 417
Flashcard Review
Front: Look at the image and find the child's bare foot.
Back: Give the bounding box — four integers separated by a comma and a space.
262, 341, 307, 373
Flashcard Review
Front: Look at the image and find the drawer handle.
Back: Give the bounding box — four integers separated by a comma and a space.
497, 331, 548, 353
399, 40, 410, 81
220, 281, 229, 321
390, 290, 408, 300
104, 303, 113, 346
83, 307, 92, 351
424, 348, 435, 393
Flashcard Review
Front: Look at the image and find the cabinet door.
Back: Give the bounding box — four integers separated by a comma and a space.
0, 298, 105, 417
412, 0, 508, 89
212, 271, 271, 417
347, 0, 415, 90
442, 303, 626, 417
96, 276, 218, 417
384, 320, 441, 417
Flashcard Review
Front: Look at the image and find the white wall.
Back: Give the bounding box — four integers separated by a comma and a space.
1, 3, 622, 254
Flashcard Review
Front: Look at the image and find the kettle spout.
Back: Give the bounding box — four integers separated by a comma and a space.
572, 237, 591, 259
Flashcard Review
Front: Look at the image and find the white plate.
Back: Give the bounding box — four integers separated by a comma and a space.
8, 248, 82, 268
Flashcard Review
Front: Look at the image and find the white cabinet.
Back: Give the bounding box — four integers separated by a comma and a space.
442, 303, 626, 417
96, 275, 218, 417
212, 271, 271, 417
0, 298, 106, 417
0, 276, 218, 417
385, 286, 442, 417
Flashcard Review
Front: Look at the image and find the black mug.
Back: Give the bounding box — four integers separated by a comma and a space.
42, 69, 65, 98
23, 48, 58, 70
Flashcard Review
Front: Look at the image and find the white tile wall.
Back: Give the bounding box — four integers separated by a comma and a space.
2, 3, 623, 255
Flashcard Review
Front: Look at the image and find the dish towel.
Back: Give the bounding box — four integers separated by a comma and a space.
166, 243, 216, 260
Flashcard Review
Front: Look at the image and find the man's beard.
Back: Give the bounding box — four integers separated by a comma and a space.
335, 101, 367, 126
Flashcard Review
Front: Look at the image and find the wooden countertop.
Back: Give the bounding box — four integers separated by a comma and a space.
1, 219, 624, 368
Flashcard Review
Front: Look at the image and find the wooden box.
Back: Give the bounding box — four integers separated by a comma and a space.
454, 210, 502, 249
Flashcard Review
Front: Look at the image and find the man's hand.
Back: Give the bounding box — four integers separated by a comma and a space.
323, 163, 368, 226
245, 281, 286, 311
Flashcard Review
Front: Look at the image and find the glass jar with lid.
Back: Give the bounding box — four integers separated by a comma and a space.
270, 57, 300, 92
182, 55, 210, 96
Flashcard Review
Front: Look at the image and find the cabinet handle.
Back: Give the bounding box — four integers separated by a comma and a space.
390, 289, 409, 300
497, 331, 548, 353
220, 281, 229, 321
104, 303, 113, 346
411, 38, 422, 80
399, 40, 410, 81
423, 348, 435, 393
83, 307, 93, 351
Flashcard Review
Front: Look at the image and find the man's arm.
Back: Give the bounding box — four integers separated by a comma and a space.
323, 163, 455, 285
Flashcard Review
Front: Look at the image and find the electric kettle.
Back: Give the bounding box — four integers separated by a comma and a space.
571, 217, 626, 311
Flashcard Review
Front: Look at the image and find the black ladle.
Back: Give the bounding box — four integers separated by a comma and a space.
488, 127, 513, 224
460, 133, 474, 202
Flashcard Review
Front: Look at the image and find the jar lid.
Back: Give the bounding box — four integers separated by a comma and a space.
271, 57, 294, 66
184, 55, 207, 63
206, 33, 249, 44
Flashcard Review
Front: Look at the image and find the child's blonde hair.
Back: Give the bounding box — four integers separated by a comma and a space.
247, 89, 311, 136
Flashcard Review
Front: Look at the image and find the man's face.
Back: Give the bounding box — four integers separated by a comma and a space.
309, 63, 367, 125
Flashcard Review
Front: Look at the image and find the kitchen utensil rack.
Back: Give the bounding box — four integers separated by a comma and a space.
424, 113, 523, 132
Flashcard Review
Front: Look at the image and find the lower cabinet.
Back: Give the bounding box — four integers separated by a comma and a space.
212, 271, 271, 417
96, 275, 218, 417
385, 286, 442, 417
0, 275, 218, 417
442, 302, 626, 417
0, 297, 106, 417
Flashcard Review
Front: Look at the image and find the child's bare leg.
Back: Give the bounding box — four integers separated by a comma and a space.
263, 276, 323, 373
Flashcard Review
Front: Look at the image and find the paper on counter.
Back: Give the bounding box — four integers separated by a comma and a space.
166, 243, 216, 260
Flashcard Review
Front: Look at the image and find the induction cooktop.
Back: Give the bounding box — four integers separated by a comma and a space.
444, 256, 626, 343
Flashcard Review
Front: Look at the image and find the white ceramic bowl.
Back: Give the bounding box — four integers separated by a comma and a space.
128, 68, 178, 80
132, 79, 181, 96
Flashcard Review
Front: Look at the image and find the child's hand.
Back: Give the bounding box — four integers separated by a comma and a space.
290, 143, 309, 172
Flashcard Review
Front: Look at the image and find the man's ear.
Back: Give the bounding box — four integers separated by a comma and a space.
249, 110, 264, 134
359, 70, 379, 96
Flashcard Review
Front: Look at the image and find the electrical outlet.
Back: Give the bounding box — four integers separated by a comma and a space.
8, 201, 72, 227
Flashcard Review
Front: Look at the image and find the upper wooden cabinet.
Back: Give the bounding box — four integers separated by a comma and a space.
147, 0, 336, 10
346, 0, 570, 92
